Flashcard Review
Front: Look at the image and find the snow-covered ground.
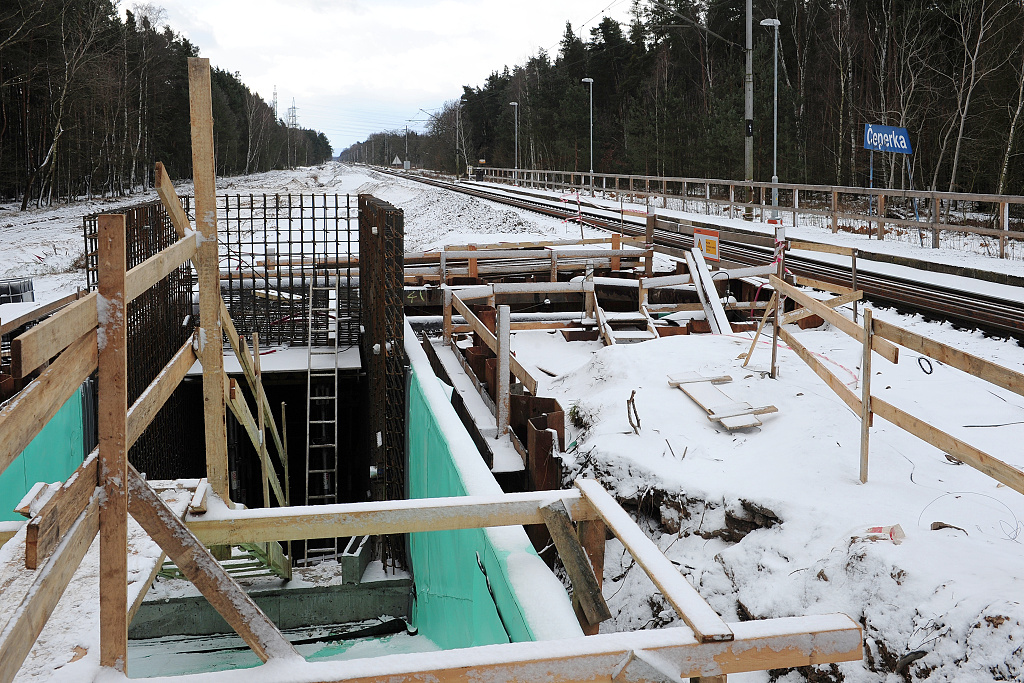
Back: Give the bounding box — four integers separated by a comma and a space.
4, 162, 1024, 682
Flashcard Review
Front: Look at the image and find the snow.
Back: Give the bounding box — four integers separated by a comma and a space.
5, 162, 1024, 681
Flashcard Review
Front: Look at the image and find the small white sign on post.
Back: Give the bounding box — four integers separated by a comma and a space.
694, 227, 720, 262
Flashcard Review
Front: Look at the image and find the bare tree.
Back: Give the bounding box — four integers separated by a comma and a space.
998, 39, 1024, 194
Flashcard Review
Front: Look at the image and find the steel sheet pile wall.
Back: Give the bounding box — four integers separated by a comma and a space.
84, 201, 195, 478
359, 194, 407, 569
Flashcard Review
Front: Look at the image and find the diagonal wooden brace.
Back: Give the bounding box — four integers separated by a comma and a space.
540, 499, 612, 626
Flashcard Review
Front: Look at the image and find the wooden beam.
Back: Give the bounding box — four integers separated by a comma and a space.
788, 240, 855, 256
771, 276, 898, 364
154, 161, 191, 238
742, 292, 777, 367
491, 281, 594, 295
254, 333, 269, 509
186, 489, 602, 546
0, 331, 96, 479
189, 56, 230, 502
575, 479, 734, 643
126, 337, 196, 449
859, 311, 873, 484
872, 398, 1024, 496
97, 213, 129, 671
780, 290, 862, 326
793, 275, 854, 297
25, 452, 98, 569
290, 614, 860, 683
873, 318, 1024, 399
126, 466, 298, 662
687, 250, 732, 334
540, 500, 611, 626
778, 326, 862, 415
576, 518, 606, 636
12, 236, 195, 379
451, 294, 538, 395
0, 495, 98, 683
0, 291, 80, 337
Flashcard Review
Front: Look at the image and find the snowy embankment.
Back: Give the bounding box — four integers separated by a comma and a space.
4, 163, 1024, 682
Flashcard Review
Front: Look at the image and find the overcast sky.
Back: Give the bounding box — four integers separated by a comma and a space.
148, 0, 636, 154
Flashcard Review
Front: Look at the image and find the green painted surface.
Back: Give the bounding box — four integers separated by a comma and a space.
0, 390, 85, 521
407, 367, 537, 650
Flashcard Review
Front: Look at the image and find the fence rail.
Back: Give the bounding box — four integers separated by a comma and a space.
481, 167, 1024, 259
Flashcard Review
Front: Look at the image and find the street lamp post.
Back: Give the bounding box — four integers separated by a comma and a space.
761, 18, 781, 221
581, 77, 594, 196
509, 101, 519, 185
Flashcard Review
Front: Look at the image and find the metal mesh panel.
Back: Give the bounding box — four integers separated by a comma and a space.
359, 194, 407, 571
84, 201, 196, 479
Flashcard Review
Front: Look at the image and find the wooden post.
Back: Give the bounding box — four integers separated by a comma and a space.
496, 305, 511, 436
728, 184, 734, 219
930, 194, 940, 248
97, 213, 128, 671
859, 310, 873, 484
189, 57, 230, 502
442, 288, 453, 346
585, 263, 596, 319
831, 190, 839, 233
439, 250, 447, 285
254, 332, 269, 509
549, 250, 558, 282
577, 518, 607, 636
610, 233, 621, 271
770, 250, 784, 379
468, 244, 478, 278
876, 194, 886, 239
1000, 201, 1008, 259
645, 213, 655, 277
851, 249, 859, 323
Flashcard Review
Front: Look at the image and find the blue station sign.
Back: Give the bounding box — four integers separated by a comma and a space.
863, 124, 912, 154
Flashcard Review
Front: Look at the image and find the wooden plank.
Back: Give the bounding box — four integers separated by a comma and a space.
223, 377, 286, 507
190, 57, 230, 502
576, 518, 606, 635
686, 250, 732, 334
575, 479, 734, 643
742, 292, 778, 367
26, 452, 98, 569
254, 333, 269, 508
872, 398, 1024, 495
722, 264, 776, 279
12, 236, 195, 379
11, 294, 97, 379
14, 482, 51, 518
873, 318, 1024, 399
219, 300, 287, 471
667, 373, 732, 386
451, 294, 538, 395
0, 495, 98, 683
859, 310, 873, 484
780, 291, 862, 326
707, 405, 777, 421
97, 212, 129, 671
293, 614, 859, 683
126, 338, 196, 449
125, 233, 198, 302
186, 489, 602, 545
788, 240, 855, 256
540, 500, 611, 626
0, 330, 97, 478
189, 479, 210, 514
778, 326, 862, 415
126, 466, 298, 662
641, 273, 693, 289
0, 292, 80, 337
154, 161, 191, 239
771, 276, 899, 364
793, 275, 854, 297
491, 281, 594, 295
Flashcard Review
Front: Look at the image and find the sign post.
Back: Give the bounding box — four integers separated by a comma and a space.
863, 125, 918, 239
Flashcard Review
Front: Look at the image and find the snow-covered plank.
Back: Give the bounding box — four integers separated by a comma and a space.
707, 404, 778, 422
451, 293, 539, 394
26, 453, 98, 569
667, 372, 732, 386
540, 500, 611, 626
575, 478, 735, 643
0, 493, 98, 683
685, 249, 732, 335
126, 466, 298, 662
185, 489, 602, 546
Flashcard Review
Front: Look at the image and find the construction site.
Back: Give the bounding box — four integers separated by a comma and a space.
2, 58, 1024, 683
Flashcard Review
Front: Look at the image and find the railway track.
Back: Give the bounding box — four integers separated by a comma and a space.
382, 168, 1024, 340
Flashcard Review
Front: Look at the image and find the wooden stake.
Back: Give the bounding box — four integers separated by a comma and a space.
611, 233, 621, 271
496, 305, 511, 435
742, 292, 777, 368
443, 288, 453, 346
859, 310, 873, 484
97, 213, 128, 672
468, 244, 478, 278
254, 332, 269, 508
189, 57, 230, 502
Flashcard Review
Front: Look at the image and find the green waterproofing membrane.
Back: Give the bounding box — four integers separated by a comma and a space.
0, 389, 85, 521
404, 322, 583, 650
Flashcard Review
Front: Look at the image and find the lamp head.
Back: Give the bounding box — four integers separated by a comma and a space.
581, 77, 594, 84
760, 18, 781, 27
509, 101, 518, 106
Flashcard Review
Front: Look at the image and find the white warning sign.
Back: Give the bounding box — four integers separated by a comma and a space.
694, 227, 720, 262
